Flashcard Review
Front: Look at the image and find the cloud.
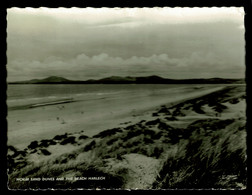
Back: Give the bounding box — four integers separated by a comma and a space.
8, 7, 244, 26
6, 7, 245, 81
7, 52, 245, 81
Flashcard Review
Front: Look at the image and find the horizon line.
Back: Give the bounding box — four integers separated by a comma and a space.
7, 75, 246, 83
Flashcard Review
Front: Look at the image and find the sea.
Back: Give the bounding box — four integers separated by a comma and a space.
7, 84, 230, 110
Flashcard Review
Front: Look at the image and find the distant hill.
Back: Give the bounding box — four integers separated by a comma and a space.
9, 76, 71, 84
8, 75, 245, 84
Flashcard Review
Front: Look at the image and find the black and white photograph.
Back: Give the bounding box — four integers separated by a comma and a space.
6, 7, 247, 190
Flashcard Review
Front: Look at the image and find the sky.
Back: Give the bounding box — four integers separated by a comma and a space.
7, 7, 245, 81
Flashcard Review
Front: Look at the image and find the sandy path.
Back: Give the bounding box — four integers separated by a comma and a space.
122, 153, 161, 189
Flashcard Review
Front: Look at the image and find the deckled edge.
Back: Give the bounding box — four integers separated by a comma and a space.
4, 2, 250, 192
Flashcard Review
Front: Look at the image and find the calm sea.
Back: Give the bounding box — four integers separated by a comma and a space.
7, 84, 221, 109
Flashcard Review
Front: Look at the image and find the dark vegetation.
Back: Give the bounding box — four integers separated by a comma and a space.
60, 136, 76, 145
168, 86, 245, 117
153, 119, 246, 189
93, 128, 123, 138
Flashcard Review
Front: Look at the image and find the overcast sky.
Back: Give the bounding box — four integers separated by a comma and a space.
7, 7, 245, 81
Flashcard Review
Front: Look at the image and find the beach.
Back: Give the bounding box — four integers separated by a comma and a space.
8, 84, 224, 149
7, 84, 247, 189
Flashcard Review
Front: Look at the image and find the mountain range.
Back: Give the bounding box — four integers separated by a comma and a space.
8, 76, 245, 84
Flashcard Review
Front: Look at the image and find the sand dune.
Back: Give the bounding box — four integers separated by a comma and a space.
7, 85, 247, 189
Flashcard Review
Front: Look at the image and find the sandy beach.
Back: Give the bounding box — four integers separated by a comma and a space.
8, 84, 224, 149
7, 84, 246, 189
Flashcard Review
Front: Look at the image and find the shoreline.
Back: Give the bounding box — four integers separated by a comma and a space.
8, 98, 76, 111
